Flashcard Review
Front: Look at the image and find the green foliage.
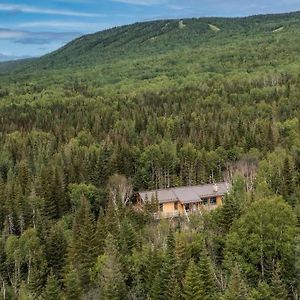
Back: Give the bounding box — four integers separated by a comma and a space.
225, 197, 297, 284
97, 234, 127, 300
70, 197, 97, 287
199, 245, 217, 300
43, 273, 61, 300
223, 265, 248, 300
0, 10, 299, 300
183, 259, 204, 300
45, 225, 67, 279
64, 267, 82, 300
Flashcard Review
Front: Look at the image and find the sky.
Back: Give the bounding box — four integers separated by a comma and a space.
1, 0, 300, 61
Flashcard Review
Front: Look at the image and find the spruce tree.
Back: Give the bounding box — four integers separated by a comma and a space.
95, 212, 107, 255
118, 218, 136, 256
19, 281, 34, 300
224, 265, 248, 300
271, 264, 288, 300
98, 234, 127, 300
160, 230, 177, 299
45, 225, 67, 279
104, 197, 120, 236
29, 256, 48, 297
282, 156, 294, 204
165, 270, 181, 300
143, 246, 163, 293
43, 273, 61, 300
40, 165, 59, 220
183, 259, 204, 300
17, 160, 31, 196
150, 272, 163, 300
220, 178, 245, 234
248, 281, 273, 300
175, 237, 189, 285
64, 267, 82, 300
198, 245, 216, 300
70, 196, 97, 287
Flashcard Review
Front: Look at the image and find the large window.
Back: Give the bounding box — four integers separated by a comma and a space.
202, 198, 208, 205
210, 197, 217, 205
184, 204, 190, 212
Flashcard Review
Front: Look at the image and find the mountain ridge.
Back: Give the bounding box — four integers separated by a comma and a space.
1, 10, 300, 75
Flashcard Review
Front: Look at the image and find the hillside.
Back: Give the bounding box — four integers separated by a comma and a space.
0, 11, 299, 98
0, 11, 300, 299
2, 11, 300, 74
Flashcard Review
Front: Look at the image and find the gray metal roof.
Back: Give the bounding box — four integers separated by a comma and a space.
139, 182, 230, 204
139, 189, 177, 203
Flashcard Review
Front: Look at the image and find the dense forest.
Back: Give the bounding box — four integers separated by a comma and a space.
0, 11, 300, 299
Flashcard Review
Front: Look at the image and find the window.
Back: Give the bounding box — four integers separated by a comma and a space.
210, 197, 217, 205
184, 204, 190, 212
174, 202, 178, 210
202, 198, 208, 205
159, 203, 163, 212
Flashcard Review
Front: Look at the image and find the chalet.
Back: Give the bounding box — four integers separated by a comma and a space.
137, 182, 230, 218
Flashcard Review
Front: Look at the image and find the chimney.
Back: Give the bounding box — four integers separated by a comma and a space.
213, 184, 218, 193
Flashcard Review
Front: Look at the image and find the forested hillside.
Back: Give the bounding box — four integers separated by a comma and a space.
0, 11, 300, 299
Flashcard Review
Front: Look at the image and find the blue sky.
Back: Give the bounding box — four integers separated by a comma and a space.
1, 0, 300, 61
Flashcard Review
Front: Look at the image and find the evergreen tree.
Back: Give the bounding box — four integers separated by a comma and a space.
150, 272, 163, 300
95, 212, 107, 255
271, 264, 288, 300
70, 196, 97, 287
64, 267, 82, 300
220, 178, 245, 234
17, 160, 31, 196
98, 234, 127, 300
45, 225, 67, 279
118, 218, 137, 256
29, 256, 48, 297
105, 197, 120, 237
183, 259, 204, 300
160, 230, 177, 299
19, 281, 34, 300
43, 273, 61, 300
175, 237, 189, 285
198, 245, 216, 300
165, 270, 181, 300
248, 281, 273, 300
223, 265, 248, 300
40, 165, 60, 220
143, 246, 163, 293
282, 156, 294, 204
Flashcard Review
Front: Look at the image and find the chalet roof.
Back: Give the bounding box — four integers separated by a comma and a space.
139, 182, 230, 204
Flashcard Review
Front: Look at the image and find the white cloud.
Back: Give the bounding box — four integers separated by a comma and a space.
111, 0, 164, 6
0, 28, 81, 45
0, 3, 104, 17
112, 0, 189, 12
17, 21, 109, 31
0, 29, 25, 39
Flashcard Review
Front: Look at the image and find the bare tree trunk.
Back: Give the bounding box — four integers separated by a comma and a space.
27, 256, 32, 284
1, 278, 6, 300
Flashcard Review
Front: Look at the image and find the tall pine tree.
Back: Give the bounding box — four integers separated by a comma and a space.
183, 259, 204, 300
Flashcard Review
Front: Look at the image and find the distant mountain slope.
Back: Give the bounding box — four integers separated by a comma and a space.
4, 10, 300, 74
0, 58, 34, 73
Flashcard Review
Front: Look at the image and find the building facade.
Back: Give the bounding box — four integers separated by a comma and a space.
138, 182, 230, 218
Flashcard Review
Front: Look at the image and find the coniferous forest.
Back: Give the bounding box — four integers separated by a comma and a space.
0, 12, 300, 299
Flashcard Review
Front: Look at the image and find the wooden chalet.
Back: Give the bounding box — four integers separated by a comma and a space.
137, 182, 230, 218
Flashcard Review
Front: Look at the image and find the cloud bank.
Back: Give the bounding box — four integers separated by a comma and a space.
0, 28, 81, 45
0, 3, 104, 17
